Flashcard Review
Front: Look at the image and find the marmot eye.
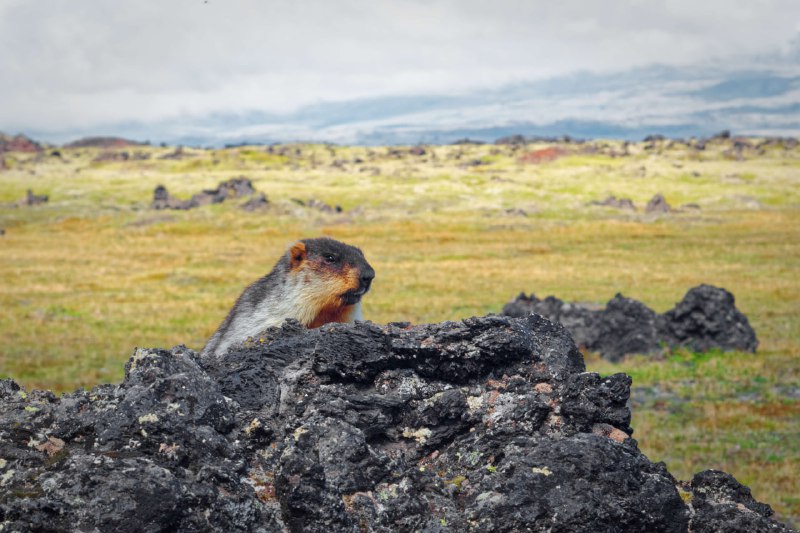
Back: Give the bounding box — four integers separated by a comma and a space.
323, 253, 337, 263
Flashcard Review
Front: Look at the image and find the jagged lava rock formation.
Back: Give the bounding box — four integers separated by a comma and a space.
503, 284, 758, 361
0, 315, 791, 531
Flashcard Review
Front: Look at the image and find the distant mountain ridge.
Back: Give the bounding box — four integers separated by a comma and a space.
63, 137, 145, 149
22, 63, 800, 147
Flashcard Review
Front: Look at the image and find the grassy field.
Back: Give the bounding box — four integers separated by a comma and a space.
1, 137, 798, 524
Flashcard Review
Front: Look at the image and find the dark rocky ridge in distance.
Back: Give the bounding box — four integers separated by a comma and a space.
503, 284, 758, 361
63, 136, 145, 149
1, 315, 790, 531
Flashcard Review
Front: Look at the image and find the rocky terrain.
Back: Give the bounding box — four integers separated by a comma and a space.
503, 284, 758, 360
0, 314, 790, 532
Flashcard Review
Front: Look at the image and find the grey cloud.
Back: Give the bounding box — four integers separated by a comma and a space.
1, 0, 799, 134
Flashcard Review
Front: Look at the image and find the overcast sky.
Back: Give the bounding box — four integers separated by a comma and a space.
1, 0, 799, 134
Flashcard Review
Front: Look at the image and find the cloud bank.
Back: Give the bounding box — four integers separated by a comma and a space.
1, 0, 798, 141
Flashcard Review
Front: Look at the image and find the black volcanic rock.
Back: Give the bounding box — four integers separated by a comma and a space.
19, 189, 49, 206
646, 193, 672, 213
502, 284, 758, 360
240, 192, 270, 212
662, 284, 759, 352
151, 177, 257, 210
592, 294, 662, 360
588, 195, 636, 210
189, 177, 256, 207
502, 293, 661, 362
151, 184, 193, 210
0, 315, 788, 531
690, 470, 790, 532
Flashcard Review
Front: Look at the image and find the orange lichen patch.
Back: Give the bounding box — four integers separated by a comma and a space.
342, 491, 378, 514
487, 378, 508, 390
486, 390, 502, 406
248, 466, 277, 503
158, 443, 180, 459
532, 363, 548, 374
546, 414, 563, 428
592, 423, 629, 443
341, 493, 355, 512
519, 147, 567, 164
415, 449, 440, 470
534, 383, 553, 394
35, 436, 65, 457
256, 483, 277, 503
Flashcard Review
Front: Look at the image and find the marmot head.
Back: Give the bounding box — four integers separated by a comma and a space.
287, 237, 375, 307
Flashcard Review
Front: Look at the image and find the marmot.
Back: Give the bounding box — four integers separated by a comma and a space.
201, 237, 375, 359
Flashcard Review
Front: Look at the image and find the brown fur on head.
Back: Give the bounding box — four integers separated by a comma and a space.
286, 238, 374, 328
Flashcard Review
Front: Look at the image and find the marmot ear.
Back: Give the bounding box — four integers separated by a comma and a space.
289, 241, 307, 269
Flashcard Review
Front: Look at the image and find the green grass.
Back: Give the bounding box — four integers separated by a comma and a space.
1, 139, 798, 524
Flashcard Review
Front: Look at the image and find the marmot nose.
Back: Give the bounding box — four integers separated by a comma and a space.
361, 267, 375, 289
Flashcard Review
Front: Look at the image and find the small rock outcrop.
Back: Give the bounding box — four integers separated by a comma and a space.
661, 284, 760, 353
192, 177, 257, 206
502, 284, 758, 360
239, 192, 270, 212
0, 314, 788, 531
158, 146, 188, 160
291, 198, 344, 213
15, 189, 49, 207
588, 195, 636, 210
151, 184, 193, 210
645, 193, 672, 213
151, 177, 257, 210
92, 151, 130, 162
